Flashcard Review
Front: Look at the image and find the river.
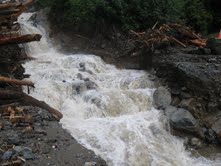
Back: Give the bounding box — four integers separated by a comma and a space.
18, 13, 221, 166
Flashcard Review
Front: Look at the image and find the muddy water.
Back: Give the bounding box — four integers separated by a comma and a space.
19, 13, 221, 166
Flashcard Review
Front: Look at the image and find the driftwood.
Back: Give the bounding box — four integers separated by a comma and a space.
189, 39, 206, 47
0, 9, 20, 15
0, 34, 42, 45
0, 159, 23, 166
0, 90, 63, 121
0, 0, 33, 10
0, 76, 34, 87
129, 23, 206, 51
0, 2, 22, 10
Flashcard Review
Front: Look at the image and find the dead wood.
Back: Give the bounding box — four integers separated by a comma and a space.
0, 90, 63, 121
0, 9, 20, 15
189, 39, 206, 47
0, 0, 33, 10
129, 23, 206, 51
0, 76, 34, 87
0, 159, 23, 166
0, 2, 22, 10
22, 0, 34, 8
0, 34, 42, 45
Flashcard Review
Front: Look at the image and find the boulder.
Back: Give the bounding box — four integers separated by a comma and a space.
153, 87, 171, 109
207, 38, 221, 55
165, 106, 199, 133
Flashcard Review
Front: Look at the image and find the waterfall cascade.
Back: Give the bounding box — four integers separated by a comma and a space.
18, 13, 220, 166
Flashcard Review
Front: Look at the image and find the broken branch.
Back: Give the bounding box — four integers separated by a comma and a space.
0, 90, 63, 121
0, 34, 42, 45
0, 76, 34, 87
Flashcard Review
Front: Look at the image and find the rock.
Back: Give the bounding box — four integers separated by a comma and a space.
13, 146, 24, 153
39, 143, 51, 154
165, 107, 198, 133
79, 62, 86, 71
204, 128, 217, 143
22, 147, 34, 160
164, 106, 177, 117
153, 87, 171, 109
2, 150, 14, 160
171, 97, 180, 106
85, 79, 97, 89
85, 162, 97, 166
207, 102, 218, 112
180, 92, 192, 99
198, 47, 211, 55
189, 137, 202, 148
77, 73, 83, 79
171, 108, 198, 131
207, 38, 221, 55
4, 121, 12, 129
171, 88, 180, 95
72, 80, 87, 94
203, 48, 211, 55
7, 131, 20, 145
35, 127, 47, 135
101, 44, 106, 49
179, 98, 197, 111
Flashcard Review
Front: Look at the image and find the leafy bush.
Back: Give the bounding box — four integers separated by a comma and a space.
40, 0, 213, 33
184, 0, 212, 33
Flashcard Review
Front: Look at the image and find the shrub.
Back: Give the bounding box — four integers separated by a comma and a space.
39, 0, 213, 33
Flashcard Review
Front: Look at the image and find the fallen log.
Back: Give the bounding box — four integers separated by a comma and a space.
0, 0, 33, 10
0, 9, 20, 15
0, 2, 22, 10
0, 159, 23, 166
0, 76, 34, 87
0, 90, 63, 121
189, 39, 206, 47
22, 0, 34, 8
0, 34, 42, 45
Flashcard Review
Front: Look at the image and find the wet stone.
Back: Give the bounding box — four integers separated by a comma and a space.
4, 121, 12, 129
190, 137, 202, 148
2, 150, 14, 160
204, 128, 217, 143
34, 127, 47, 135
153, 87, 171, 109
7, 131, 20, 145
22, 147, 34, 160
171, 97, 181, 106
38, 142, 51, 154
14, 146, 24, 153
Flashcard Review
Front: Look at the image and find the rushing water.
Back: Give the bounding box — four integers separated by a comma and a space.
18, 13, 221, 166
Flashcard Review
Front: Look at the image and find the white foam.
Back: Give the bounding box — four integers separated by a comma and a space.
20, 13, 221, 166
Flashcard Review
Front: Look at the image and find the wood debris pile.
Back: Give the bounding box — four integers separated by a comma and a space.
129, 23, 207, 50
0, 0, 63, 122
0, 105, 32, 166
0, 1, 63, 165
0, 105, 33, 127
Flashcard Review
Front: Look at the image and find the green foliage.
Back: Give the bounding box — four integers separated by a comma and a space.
46, 0, 213, 33
184, 0, 212, 33
36, 0, 53, 8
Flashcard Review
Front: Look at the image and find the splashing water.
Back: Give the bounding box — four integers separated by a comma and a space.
19, 13, 221, 166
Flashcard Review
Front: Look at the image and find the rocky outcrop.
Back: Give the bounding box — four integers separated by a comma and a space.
153, 47, 221, 142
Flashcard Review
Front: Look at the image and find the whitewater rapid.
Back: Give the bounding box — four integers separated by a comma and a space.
19, 13, 221, 166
